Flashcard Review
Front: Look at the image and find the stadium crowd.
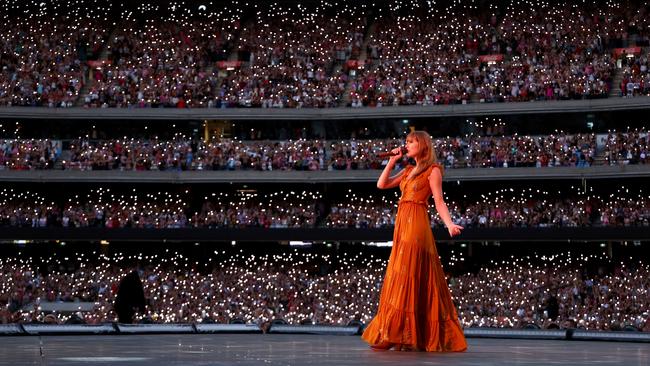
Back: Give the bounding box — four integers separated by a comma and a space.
83, 15, 241, 108
0, 188, 320, 229
1, 1, 648, 108
325, 186, 650, 229
217, 8, 365, 108
64, 137, 329, 171
602, 128, 649, 165
0, 184, 648, 229
0, 131, 618, 171
0, 250, 648, 332
0, 139, 62, 170
451, 252, 649, 330
0, 16, 109, 107
618, 52, 650, 97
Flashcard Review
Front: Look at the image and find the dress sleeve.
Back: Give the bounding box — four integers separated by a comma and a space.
429, 163, 443, 177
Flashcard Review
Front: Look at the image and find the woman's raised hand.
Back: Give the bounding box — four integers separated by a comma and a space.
388, 147, 403, 162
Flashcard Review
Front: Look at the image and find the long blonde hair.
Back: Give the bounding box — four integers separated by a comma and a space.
406, 130, 442, 177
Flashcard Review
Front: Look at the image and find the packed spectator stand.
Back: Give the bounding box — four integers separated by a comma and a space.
0, 181, 647, 229
2, 0, 650, 109
1, 128, 647, 171
1, 248, 648, 332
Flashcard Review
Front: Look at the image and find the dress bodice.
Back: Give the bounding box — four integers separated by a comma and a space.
398, 164, 441, 205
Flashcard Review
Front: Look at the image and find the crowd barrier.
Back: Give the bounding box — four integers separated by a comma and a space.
267, 324, 361, 336
0, 324, 647, 342
0, 323, 263, 336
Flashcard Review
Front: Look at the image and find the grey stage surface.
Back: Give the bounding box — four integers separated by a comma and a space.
0, 334, 648, 366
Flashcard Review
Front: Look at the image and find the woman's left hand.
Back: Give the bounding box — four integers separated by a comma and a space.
447, 223, 464, 237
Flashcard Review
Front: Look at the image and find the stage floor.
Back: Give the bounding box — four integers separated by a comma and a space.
0, 334, 647, 366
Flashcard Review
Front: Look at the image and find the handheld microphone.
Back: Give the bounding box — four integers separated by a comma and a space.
377, 146, 407, 158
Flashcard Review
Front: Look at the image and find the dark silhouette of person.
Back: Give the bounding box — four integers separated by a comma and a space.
114, 270, 146, 323
546, 294, 559, 321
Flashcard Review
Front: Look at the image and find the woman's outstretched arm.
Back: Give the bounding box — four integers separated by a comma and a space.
428, 166, 464, 237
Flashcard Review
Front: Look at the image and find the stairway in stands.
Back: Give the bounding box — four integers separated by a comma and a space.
75, 24, 122, 106
592, 132, 610, 166
607, 42, 645, 98
214, 16, 252, 90
609, 65, 625, 98
341, 15, 378, 106
470, 91, 482, 103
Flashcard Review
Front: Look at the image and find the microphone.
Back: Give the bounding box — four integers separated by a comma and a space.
377, 146, 407, 158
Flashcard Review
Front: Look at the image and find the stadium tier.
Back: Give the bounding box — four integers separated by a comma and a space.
1, 0, 649, 110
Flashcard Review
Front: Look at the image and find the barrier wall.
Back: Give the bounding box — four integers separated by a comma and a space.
1, 324, 647, 343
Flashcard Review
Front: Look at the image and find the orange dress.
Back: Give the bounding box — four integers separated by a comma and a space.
362, 164, 467, 352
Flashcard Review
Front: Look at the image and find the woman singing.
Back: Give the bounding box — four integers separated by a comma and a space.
361, 130, 467, 352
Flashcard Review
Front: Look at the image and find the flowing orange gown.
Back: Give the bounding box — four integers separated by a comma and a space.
362, 164, 467, 352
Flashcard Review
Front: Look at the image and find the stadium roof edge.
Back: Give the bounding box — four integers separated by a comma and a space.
2, 97, 650, 120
